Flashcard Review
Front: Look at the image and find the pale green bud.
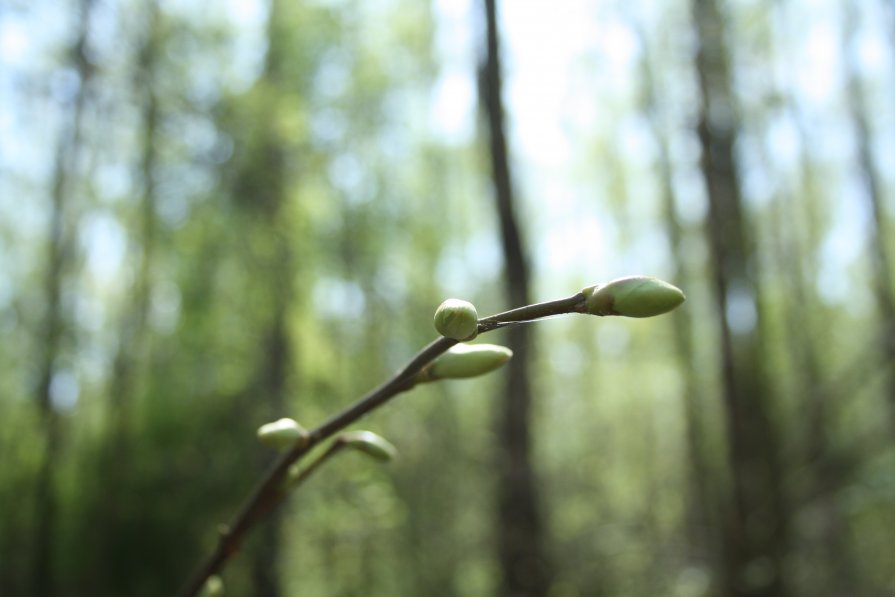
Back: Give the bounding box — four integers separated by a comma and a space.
434, 298, 478, 340
256, 418, 309, 451
199, 575, 224, 597
582, 276, 685, 318
339, 430, 398, 462
427, 343, 513, 380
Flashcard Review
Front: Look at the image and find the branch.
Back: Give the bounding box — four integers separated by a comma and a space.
176, 292, 588, 597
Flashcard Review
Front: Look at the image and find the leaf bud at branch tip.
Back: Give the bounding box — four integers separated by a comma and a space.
339, 430, 398, 462
434, 298, 478, 340
582, 276, 685, 318
426, 343, 513, 380
256, 418, 309, 451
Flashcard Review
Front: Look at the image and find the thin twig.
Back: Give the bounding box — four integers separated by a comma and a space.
176, 292, 587, 597
285, 440, 345, 492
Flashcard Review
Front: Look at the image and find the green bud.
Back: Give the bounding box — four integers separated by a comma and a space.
257, 418, 309, 451
427, 343, 513, 380
434, 298, 479, 340
340, 430, 398, 462
199, 575, 224, 597
582, 276, 685, 318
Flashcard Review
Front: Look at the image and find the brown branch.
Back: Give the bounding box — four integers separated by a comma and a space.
176, 292, 587, 597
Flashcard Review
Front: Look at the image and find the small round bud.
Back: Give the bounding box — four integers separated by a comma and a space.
428, 343, 513, 380
582, 276, 685, 318
199, 575, 224, 597
434, 298, 478, 340
257, 418, 309, 451
340, 430, 398, 462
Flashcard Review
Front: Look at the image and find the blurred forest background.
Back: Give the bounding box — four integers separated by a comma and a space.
2, 0, 895, 595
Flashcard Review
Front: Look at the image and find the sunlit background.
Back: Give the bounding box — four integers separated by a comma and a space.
1, 0, 894, 595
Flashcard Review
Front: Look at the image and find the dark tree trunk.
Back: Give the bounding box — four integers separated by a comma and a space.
691, 0, 789, 594
32, 1, 94, 594
479, 1, 552, 595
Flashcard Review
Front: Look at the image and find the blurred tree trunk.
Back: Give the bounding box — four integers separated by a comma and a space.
764, 129, 860, 596
245, 2, 294, 594
479, 1, 552, 595
635, 26, 721, 588
844, 3, 895, 433
252, 295, 291, 597
108, 0, 159, 436
32, 0, 94, 594
98, 2, 160, 580
761, 5, 861, 591
691, 0, 789, 595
